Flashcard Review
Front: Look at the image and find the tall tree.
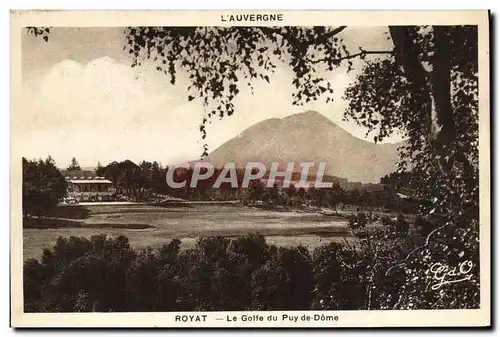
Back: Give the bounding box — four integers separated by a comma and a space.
286, 184, 297, 199
67, 157, 81, 171
329, 182, 345, 205
95, 161, 106, 177
247, 180, 265, 201
23, 156, 67, 217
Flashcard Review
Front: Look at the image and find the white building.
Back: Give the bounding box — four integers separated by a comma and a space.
65, 176, 116, 202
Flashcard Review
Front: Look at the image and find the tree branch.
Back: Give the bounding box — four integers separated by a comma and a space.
324, 26, 348, 39
257, 26, 346, 42
309, 50, 394, 65
384, 222, 451, 276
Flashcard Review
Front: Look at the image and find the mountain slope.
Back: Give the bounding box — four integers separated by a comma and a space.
206, 111, 401, 183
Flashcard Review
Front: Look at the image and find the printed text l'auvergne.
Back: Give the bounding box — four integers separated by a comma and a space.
221, 13, 284, 23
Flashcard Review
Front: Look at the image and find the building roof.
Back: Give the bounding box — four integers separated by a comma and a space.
68, 179, 113, 184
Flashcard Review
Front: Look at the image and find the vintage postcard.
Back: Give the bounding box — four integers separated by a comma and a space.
10, 10, 490, 328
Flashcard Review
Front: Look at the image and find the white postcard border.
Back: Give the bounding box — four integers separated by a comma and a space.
10, 10, 491, 328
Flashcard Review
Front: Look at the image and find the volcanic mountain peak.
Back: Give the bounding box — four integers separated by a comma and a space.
206, 111, 400, 183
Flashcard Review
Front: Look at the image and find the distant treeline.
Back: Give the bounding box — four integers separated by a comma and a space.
94, 159, 421, 212
23, 157, 424, 216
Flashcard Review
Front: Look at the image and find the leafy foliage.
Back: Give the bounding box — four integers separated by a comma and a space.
123, 26, 353, 155
22, 157, 67, 217
344, 26, 478, 210
342, 25, 480, 308
27, 27, 50, 42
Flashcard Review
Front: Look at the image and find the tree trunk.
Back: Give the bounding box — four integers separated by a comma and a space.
389, 26, 459, 173
429, 26, 458, 173
389, 26, 434, 141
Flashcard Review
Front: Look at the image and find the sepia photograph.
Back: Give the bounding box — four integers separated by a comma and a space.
10, 10, 490, 327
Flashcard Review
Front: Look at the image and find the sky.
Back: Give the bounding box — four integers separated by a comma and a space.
18, 26, 401, 169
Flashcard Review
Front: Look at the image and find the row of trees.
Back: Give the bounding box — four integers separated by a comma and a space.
96, 160, 398, 207
24, 224, 478, 312
245, 179, 419, 213
22, 154, 417, 213
96, 159, 419, 212
96, 160, 236, 201
96, 160, 167, 201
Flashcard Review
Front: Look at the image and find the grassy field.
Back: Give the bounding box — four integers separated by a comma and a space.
23, 203, 358, 260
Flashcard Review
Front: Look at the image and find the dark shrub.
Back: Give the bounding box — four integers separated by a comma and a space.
311, 243, 366, 310
177, 236, 250, 311
347, 212, 368, 230
154, 239, 184, 311
24, 235, 136, 312
125, 247, 160, 311
251, 246, 313, 310
23, 229, 479, 312
347, 214, 357, 229
395, 214, 409, 235
357, 212, 368, 228
23, 259, 46, 304
381, 215, 394, 227
414, 215, 434, 237
228, 233, 268, 267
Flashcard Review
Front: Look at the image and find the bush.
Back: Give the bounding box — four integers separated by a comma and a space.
347, 212, 368, 230
379, 214, 410, 236
251, 246, 312, 310
414, 215, 434, 237
380, 215, 394, 227
311, 243, 364, 310
24, 235, 136, 312
24, 230, 479, 312
395, 214, 409, 235
177, 236, 243, 311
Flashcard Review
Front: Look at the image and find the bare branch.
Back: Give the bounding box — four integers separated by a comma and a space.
256, 26, 346, 41
309, 50, 394, 65
324, 26, 348, 39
